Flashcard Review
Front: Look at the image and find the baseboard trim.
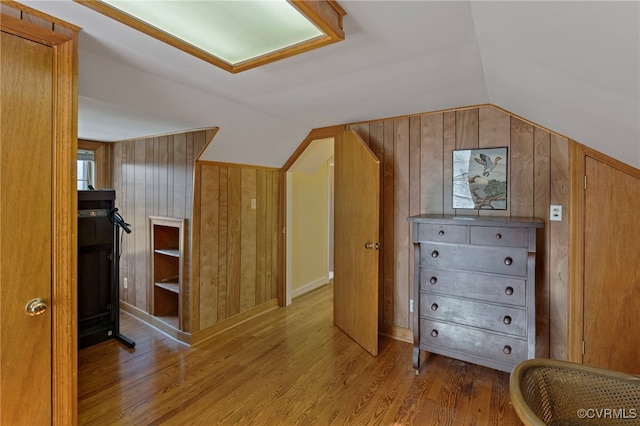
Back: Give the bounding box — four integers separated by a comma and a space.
120, 302, 192, 344
292, 277, 329, 298
379, 323, 412, 344
190, 300, 280, 346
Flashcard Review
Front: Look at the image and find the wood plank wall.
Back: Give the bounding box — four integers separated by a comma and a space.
191, 162, 280, 332
347, 105, 570, 359
112, 129, 212, 331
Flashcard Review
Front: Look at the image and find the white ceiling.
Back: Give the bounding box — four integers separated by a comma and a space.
21, 1, 640, 169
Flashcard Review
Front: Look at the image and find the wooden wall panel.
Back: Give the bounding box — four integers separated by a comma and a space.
348, 105, 569, 358
112, 129, 210, 330
191, 162, 280, 332
549, 134, 570, 360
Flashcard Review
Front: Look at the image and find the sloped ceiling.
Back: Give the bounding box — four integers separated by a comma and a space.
20, 1, 640, 169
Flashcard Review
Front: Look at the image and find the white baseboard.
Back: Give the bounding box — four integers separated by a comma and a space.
292, 277, 329, 298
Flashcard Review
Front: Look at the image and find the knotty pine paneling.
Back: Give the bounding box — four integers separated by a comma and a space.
192, 162, 280, 332
113, 130, 211, 332
348, 105, 570, 359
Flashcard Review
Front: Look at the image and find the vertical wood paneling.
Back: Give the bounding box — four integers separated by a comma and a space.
217, 167, 229, 321
173, 133, 187, 219
199, 166, 219, 328
479, 107, 511, 217
549, 134, 570, 360
443, 112, 456, 215
192, 164, 281, 330
421, 113, 444, 214
227, 167, 242, 317
394, 117, 410, 328
113, 130, 209, 327
256, 170, 267, 305
270, 172, 280, 299
240, 169, 257, 312
408, 117, 421, 313
382, 119, 395, 325
534, 128, 551, 358
455, 109, 479, 217
510, 118, 535, 217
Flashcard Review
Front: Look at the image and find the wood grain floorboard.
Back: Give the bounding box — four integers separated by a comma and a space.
78, 284, 523, 425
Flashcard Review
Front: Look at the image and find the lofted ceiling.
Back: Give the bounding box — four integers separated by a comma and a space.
20, 1, 640, 169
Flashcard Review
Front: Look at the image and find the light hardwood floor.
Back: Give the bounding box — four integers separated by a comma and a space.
78, 284, 523, 425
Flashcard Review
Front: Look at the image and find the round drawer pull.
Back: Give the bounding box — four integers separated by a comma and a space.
429, 276, 437, 285
496, 233, 502, 239
438, 230, 445, 236
503, 316, 512, 325
431, 250, 439, 258
504, 257, 513, 266
430, 303, 438, 311
505, 286, 514, 295
430, 329, 438, 338
503, 345, 512, 355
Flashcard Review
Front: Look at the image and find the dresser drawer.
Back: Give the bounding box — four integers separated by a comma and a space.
415, 223, 467, 244
420, 319, 527, 365
420, 268, 526, 306
470, 226, 529, 248
419, 293, 527, 336
421, 243, 528, 276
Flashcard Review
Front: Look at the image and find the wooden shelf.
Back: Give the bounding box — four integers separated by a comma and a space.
154, 248, 180, 257
150, 216, 185, 330
155, 282, 179, 294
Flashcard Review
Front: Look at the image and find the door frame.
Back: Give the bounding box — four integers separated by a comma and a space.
279, 125, 346, 306
2, 5, 79, 424
568, 141, 640, 363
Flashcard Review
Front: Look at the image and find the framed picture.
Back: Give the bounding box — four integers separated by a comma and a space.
452, 147, 508, 210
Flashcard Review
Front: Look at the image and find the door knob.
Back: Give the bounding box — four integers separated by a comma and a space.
364, 242, 373, 249
25, 298, 48, 316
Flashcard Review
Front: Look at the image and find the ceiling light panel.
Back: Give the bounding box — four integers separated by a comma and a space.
104, 0, 323, 65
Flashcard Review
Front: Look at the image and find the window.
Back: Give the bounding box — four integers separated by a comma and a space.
77, 149, 96, 190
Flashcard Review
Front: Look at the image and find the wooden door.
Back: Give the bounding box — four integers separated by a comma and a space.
583, 156, 640, 374
333, 130, 380, 356
0, 31, 54, 423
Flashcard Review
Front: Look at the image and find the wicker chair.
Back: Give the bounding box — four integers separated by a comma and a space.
510, 359, 640, 425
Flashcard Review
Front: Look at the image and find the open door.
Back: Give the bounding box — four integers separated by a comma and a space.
333, 130, 380, 356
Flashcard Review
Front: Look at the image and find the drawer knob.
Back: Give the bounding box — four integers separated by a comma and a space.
438, 230, 445, 236
496, 233, 502, 239
503, 345, 512, 355
430, 329, 438, 338
429, 276, 437, 285
504, 257, 513, 266
505, 286, 514, 295
503, 315, 512, 325
431, 250, 439, 258
430, 303, 438, 311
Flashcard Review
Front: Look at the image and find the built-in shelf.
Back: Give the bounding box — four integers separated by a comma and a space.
150, 216, 185, 330
154, 248, 180, 257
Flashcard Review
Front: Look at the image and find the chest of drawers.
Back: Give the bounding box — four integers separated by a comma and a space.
407, 214, 543, 373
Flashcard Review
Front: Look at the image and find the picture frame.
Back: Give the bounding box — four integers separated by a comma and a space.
452, 147, 508, 210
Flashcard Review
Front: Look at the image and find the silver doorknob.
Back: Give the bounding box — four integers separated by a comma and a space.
365, 242, 373, 249
25, 298, 48, 316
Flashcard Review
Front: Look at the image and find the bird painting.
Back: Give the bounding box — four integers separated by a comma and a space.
474, 153, 502, 176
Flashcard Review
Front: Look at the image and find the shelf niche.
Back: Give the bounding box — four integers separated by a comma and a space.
150, 216, 185, 330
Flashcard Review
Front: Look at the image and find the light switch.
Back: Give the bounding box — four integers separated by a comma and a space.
251, 198, 257, 209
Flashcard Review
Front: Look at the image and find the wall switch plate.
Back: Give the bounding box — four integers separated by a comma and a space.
251, 198, 257, 209
123, 277, 128, 289
409, 299, 414, 313
550, 205, 562, 221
